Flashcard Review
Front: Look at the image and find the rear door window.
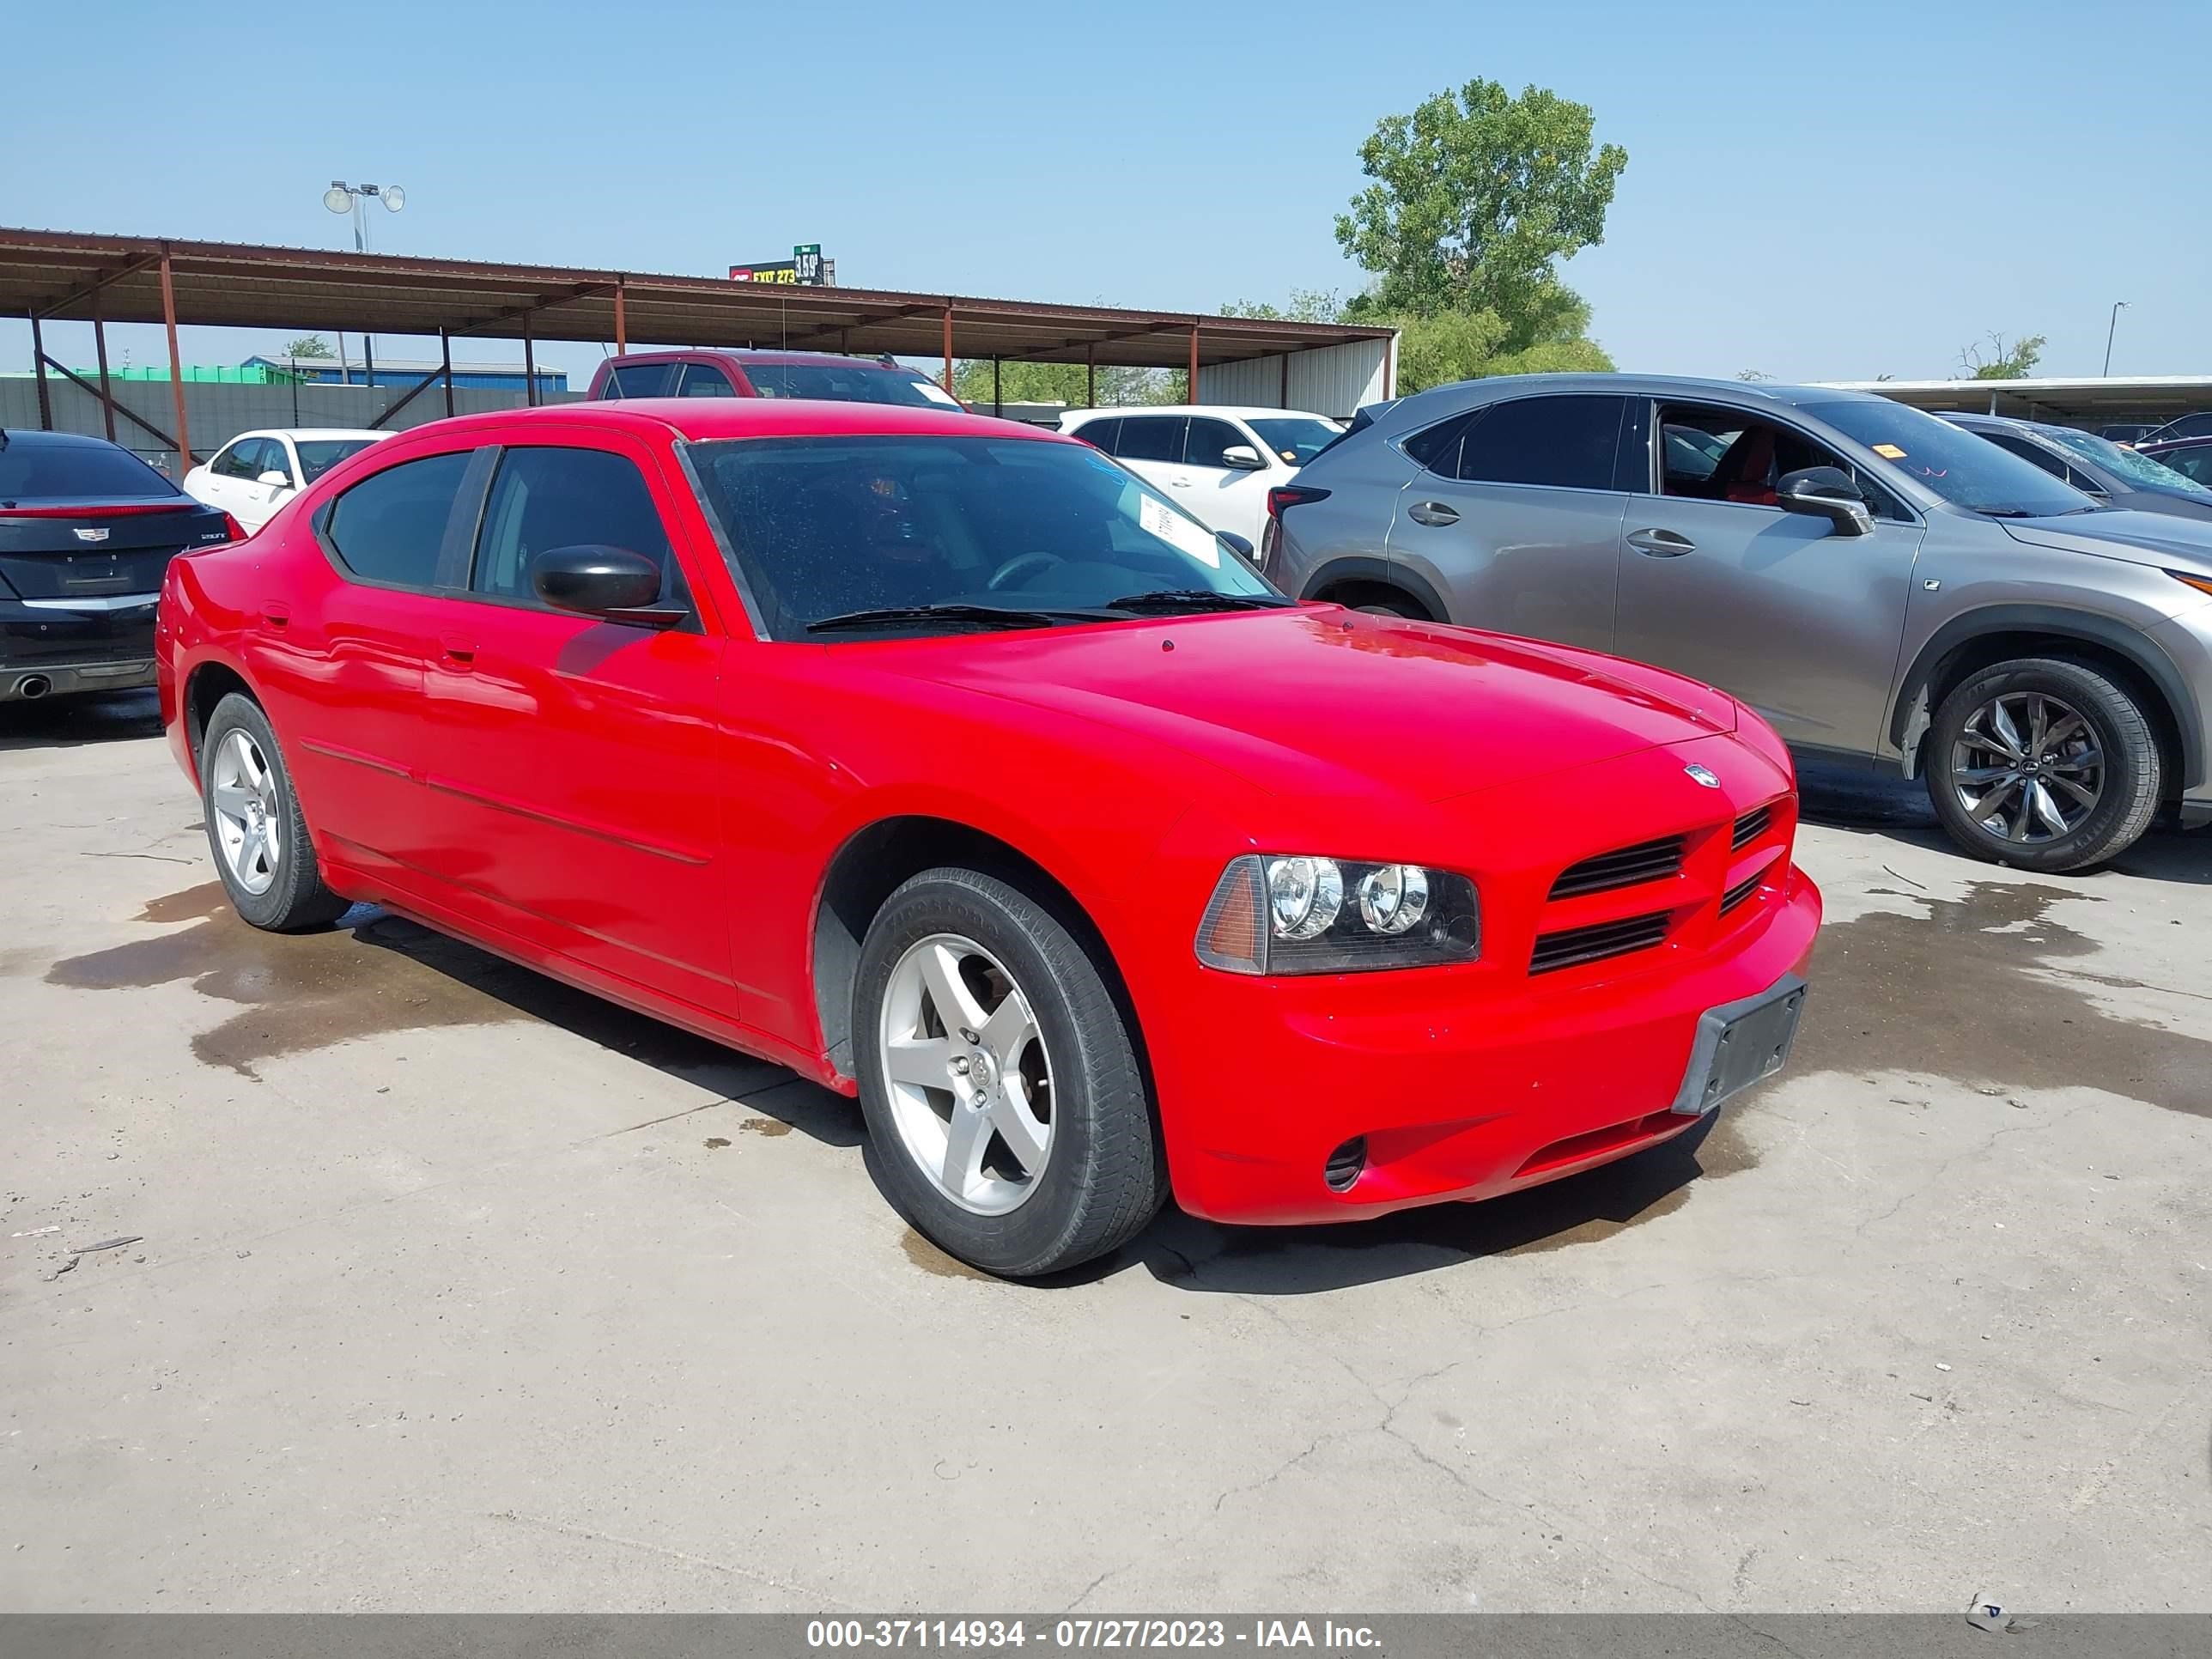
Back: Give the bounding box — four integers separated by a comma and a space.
1455, 396, 1627, 491
214, 440, 266, 480
1982, 432, 2072, 482
323, 451, 474, 588
678, 363, 738, 398
1115, 416, 1186, 464
470, 447, 677, 605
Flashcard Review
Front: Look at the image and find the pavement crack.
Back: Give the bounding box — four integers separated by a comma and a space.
489, 1510, 854, 1607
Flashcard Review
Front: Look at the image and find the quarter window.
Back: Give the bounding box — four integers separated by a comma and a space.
1072, 417, 1122, 455
1455, 396, 1627, 491
1115, 416, 1185, 464
323, 451, 473, 588
471, 447, 675, 605
603, 362, 678, 399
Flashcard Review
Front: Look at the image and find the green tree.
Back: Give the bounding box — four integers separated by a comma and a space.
1220, 289, 1344, 324
950, 359, 1176, 410
284, 334, 334, 359
1334, 77, 1626, 349
1959, 331, 2046, 380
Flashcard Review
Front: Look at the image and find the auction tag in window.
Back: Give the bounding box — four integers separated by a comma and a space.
1139, 494, 1219, 566
915, 382, 961, 406
1872, 443, 1907, 459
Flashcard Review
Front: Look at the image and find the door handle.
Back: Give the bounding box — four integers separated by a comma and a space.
1406, 501, 1460, 527
1167, 477, 1192, 488
438, 635, 477, 668
258, 603, 289, 629
1627, 528, 1697, 557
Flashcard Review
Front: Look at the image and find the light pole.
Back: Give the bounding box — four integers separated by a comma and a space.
323, 182, 405, 386
2103, 301, 2128, 376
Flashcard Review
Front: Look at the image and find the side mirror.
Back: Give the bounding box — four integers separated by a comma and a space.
1217, 531, 1255, 562
1220, 444, 1267, 471
257, 470, 291, 488
1777, 465, 1875, 537
530, 544, 687, 628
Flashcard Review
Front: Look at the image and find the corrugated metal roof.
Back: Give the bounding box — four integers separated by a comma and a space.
3, 228, 1394, 371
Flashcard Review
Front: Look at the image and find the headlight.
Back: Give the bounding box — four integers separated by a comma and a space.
1195, 854, 1479, 975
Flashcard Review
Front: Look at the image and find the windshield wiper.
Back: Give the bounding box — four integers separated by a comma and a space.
806, 604, 1070, 634
1103, 589, 1297, 614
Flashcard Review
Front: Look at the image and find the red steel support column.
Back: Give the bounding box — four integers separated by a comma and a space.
1086, 344, 1096, 406
29, 313, 52, 428
160, 255, 191, 470
614, 280, 628, 355
92, 297, 118, 442
523, 313, 538, 408
440, 329, 455, 418
1188, 325, 1200, 404
941, 306, 954, 392
1279, 351, 1290, 408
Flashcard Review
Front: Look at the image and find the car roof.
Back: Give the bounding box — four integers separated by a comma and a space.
603, 348, 921, 373
396, 398, 1066, 446
2143, 434, 2212, 453
1061, 405, 1339, 422
0, 427, 136, 450
1384, 372, 1894, 415
234, 428, 390, 442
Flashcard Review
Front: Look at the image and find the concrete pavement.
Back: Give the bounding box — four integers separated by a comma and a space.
3, 693, 2208, 1613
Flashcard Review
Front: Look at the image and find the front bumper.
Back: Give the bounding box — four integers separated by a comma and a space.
1154, 868, 1821, 1225
2, 596, 160, 699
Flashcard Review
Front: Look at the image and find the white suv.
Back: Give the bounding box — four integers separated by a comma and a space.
1057, 405, 1342, 550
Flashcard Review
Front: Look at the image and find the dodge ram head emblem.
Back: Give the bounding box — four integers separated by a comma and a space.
1684, 763, 1722, 788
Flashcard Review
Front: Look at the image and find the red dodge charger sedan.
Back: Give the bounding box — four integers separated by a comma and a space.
157, 398, 1820, 1277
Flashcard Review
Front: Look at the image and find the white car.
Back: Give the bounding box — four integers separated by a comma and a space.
183, 428, 390, 532
1056, 405, 1344, 550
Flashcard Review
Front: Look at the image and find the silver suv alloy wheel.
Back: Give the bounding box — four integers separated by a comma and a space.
877, 932, 1055, 1215
1951, 690, 2104, 844
209, 727, 283, 896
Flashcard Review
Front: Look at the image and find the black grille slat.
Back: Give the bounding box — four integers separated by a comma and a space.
1732, 804, 1773, 852
1549, 835, 1686, 900
1530, 909, 1673, 975
1720, 872, 1762, 915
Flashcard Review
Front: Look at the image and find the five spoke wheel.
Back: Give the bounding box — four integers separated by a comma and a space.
209, 727, 283, 895
878, 933, 1055, 1215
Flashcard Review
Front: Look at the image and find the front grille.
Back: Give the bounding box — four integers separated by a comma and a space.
1549, 834, 1686, 900
1720, 872, 1763, 915
1530, 909, 1672, 975
1732, 804, 1773, 851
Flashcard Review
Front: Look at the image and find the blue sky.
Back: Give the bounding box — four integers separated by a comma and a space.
5, 0, 2208, 389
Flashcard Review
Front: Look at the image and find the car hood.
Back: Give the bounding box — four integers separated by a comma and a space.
2002, 507, 2212, 576
876, 609, 1740, 804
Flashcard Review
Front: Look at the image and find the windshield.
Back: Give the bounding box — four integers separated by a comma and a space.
0, 438, 178, 503
2039, 427, 2212, 498
1805, 401, 2093, 517
294, 439, 377, 484
741, 362, 963, 410
1248, 417, 1344, 468
688, 434, 1280, 638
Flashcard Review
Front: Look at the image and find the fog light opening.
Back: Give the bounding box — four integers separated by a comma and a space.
1323, 1135, 1367, 1194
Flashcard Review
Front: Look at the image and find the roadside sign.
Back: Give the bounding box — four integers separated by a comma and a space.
727, 246, 832, 286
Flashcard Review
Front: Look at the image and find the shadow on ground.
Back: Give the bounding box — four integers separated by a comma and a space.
0, 690, 164, 752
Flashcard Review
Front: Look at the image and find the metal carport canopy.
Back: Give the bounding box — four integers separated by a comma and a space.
0, 227, 1392, 369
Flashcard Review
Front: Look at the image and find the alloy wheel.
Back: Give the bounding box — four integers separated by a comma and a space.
878, 933, 1055, 1215
1950, 690, 2104, 845
210, 728, 283, 895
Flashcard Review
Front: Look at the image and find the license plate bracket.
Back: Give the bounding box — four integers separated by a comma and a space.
1670, 974, 1808, 1116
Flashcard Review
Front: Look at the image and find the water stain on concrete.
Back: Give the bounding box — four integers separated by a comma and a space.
48, 882, 764, 1091
900, 1227, 994, 1281
736, 1116, 793, 1138
1798, 879, 2209, 1116
703, 1137, 732, 1150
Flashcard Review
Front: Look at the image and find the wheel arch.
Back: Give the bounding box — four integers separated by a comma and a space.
1891, 606, 2199, 793
1297, 555, 1446, 621
182, 657, 260, 782
809, 816, 1150, 1092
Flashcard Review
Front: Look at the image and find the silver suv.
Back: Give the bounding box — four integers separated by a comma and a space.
1269, 374, 2212, 872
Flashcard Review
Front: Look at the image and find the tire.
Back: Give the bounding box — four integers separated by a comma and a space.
1354, 601, 1423, 618
853, 866, 1163, 1277
199, 692, 349, 932
1923, 657, 2161, 873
